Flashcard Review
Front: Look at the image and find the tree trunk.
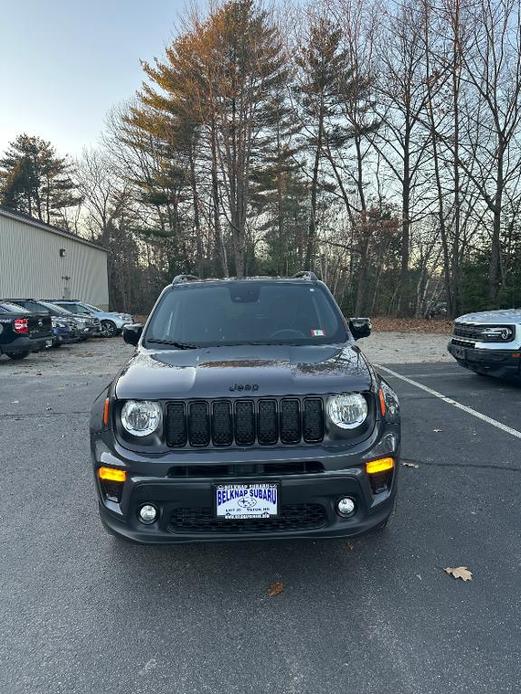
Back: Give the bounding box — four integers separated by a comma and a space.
188, 145, 203, 276
488, 151, 503, 305
305, 102, 324, 269
211, 123, 228, 276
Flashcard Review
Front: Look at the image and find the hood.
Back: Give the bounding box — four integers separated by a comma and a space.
114, 344, 373, 400
456, 308, 521, 324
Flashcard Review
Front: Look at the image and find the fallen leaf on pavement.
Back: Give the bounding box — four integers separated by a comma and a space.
345, 541, 354, 551
433, 429, 443, 433
267, 581, 284, 597
444, 566, 473, 581
402, 461, 419, 468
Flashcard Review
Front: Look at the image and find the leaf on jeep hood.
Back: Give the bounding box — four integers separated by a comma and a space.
267, 581, 284, 597
444, 566, 473, 581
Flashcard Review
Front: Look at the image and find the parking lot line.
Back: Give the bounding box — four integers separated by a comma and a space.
393, 370, 471, 378
377, 364, 521, 441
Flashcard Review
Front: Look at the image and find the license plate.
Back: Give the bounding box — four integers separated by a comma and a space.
215, 482, 279, 519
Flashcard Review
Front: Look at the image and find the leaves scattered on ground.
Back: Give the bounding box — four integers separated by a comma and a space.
371, 317, 452, 334
345, 541, 354, 551
444, 566, 473, 581
402, 461, 419, 469
267, 581, 284, 597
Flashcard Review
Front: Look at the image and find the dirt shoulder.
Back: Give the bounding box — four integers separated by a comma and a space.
360, 330, 451, 364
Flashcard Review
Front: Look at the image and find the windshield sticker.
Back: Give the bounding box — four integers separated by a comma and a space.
311, 329, 325, 337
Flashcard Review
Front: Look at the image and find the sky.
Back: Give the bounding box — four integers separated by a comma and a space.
0, 0, 202, 158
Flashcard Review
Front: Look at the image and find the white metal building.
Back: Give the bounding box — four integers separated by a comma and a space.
0, 208, 109, 309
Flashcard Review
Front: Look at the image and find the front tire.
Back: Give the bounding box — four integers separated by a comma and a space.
101, 320, 117, 338
6, 351, 29, 360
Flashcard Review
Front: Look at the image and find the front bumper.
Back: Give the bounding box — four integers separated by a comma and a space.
78, 323, 100, 337
92, 428, 400, 544
448, 341, 521, 378
111, 318, 133, 332
0, 335, 51, 355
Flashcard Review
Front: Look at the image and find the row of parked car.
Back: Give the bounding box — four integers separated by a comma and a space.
0, 298, 133, 361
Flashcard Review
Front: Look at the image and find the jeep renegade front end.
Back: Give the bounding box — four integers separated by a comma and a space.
90, 273, 400, 543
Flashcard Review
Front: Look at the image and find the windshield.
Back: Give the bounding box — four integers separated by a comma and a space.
0, 302, 30, 314
144, 281, 348, 347
39, 301, 73, 316
58, 303, 91, 315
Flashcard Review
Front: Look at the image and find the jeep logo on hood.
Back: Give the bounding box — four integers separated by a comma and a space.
229, 383, 259, 392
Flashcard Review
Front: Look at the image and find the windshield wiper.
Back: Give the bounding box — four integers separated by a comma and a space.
146, 339, 200, 349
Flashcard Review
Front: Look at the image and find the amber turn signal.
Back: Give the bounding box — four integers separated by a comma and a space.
98, 466, 127, 483
103, 398, 110, 426
378, 388, 386, 416
365, 457, 395, 475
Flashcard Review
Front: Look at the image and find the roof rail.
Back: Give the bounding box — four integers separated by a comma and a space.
172, 274, 199, 284
293, 270, 318, 281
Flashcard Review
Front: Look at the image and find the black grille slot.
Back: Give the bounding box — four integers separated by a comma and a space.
169, 461, 324, 477
280, 399, 301, 443
212, 401, 233, 445
168, 504, 327, 533
235, 401, 255, 445
258, 400, 278, 444
166, 397, 325, 448
303, 398, 324, 442
165, 403, 187, 447
188, 402, 210, 446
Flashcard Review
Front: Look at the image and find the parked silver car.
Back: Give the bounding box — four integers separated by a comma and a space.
46, 300, 133, 337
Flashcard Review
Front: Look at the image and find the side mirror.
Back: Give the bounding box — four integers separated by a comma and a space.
123, 323, 143, 346
349, 317, 372, 341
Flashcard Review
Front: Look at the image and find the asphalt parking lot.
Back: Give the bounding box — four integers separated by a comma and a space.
1, 348, 520, 693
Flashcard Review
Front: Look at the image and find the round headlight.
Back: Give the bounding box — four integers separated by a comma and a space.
327, 393, 368, 429
121, 400, 162, 437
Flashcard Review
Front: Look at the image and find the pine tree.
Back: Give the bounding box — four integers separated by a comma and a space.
133, 0, 289, 277
250, 94, 308, 274
294, 16, 348, 268
0, 134, 80, 225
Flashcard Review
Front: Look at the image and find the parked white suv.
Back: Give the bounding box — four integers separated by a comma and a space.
448, 309, 521, 379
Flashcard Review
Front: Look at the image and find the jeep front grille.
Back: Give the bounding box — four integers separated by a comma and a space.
165, 397, 324, 448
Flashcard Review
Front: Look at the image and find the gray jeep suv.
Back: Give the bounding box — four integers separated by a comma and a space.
90, 273, 400, 544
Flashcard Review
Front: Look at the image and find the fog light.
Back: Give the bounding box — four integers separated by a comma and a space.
337, 497, 356, 517
138, 504, 158, 524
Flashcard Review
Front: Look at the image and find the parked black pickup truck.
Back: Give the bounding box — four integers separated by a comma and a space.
0, 302, 52, 360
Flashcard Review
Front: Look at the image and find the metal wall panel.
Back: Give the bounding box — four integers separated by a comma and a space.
0, 213, 109, 309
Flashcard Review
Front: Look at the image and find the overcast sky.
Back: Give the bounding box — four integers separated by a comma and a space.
0, 0, 202, 158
